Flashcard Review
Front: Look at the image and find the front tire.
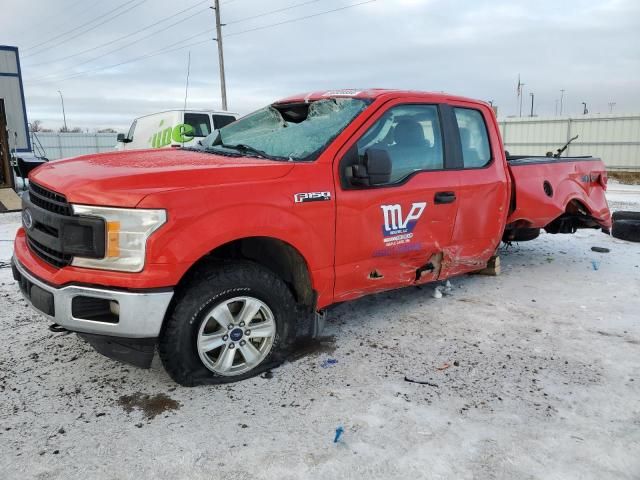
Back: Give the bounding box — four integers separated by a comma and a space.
159, 262, 296, 386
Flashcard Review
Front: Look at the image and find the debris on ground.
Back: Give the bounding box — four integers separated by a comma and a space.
334, 425, 344, 443
436, 363, 451, 371
591, 260, 601, 271
432, 287, 443, 299
320, 358, 338, 368
404, 376, 439, 387
591, 246, 611, 253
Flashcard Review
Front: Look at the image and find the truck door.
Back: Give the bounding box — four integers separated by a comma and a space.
333, 101, 459, 302
442, 102, 510, 276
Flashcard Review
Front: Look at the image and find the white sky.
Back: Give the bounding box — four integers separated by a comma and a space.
1, 0, 639, 131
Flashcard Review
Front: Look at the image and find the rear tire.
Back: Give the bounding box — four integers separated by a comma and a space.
503, 227, 540, 243
159, 261, 297, 386
611, 218, 640, 243
612, 211, 640, 222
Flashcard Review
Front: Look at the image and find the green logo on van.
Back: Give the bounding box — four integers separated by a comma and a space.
149, 121, 194, 148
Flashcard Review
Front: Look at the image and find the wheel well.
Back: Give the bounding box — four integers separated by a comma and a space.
545, 198, 599, 233
177, 237, 315, 308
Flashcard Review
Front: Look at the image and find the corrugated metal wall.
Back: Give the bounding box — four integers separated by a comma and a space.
499, 114, 640, 171
31, 133, 117, 160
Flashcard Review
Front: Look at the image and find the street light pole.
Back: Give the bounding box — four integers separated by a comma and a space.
559, 89, 565, 116
213, 0, 228, 111
57, 90, 68, 132
582, 102, 588, 115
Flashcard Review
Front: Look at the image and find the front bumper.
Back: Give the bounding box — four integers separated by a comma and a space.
11, 257, 174, 339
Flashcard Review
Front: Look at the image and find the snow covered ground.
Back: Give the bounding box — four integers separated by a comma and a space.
0, 185, 639, 480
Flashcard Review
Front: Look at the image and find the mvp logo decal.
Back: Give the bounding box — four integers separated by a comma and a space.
380, 202, 426, 246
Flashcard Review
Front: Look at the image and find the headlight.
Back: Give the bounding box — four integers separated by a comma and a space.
71, 205, 166, 272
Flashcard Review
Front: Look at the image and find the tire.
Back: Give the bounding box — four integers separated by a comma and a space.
503, 227, 540, 243
611, 219, 640, 243
612, 211, 640, 222
159, 261, 297, 386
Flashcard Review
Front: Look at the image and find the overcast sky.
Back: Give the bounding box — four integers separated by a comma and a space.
1, 0, 639, 131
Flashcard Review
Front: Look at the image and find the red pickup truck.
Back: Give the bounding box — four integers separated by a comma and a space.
12, 89, 611, 385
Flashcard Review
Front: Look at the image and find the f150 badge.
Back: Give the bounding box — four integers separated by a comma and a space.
294, 192, 331, 203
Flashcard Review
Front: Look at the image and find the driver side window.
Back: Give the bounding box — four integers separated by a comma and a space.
356, 104, 443, 184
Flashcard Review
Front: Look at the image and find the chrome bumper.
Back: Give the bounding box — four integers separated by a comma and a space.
12, 257, 174, 338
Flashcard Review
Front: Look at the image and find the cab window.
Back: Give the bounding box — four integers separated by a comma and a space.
212, 114, 236, 129
356, 104, 443, 184
184, 113, 212, 137
454, 108, 491, 168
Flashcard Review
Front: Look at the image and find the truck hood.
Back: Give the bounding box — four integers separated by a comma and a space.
29, 149, 295, 207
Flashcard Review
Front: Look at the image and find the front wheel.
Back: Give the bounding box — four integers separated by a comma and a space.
159, 262, 296, 386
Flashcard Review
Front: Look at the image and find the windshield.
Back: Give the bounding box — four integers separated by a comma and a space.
201, 98, 369, 161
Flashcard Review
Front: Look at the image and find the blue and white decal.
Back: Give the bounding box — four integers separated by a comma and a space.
380, 202, 426, 247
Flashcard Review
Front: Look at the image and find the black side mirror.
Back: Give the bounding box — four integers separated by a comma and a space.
350, 148, 392, 186
116, 133, 131, 143
366, 148, 392, 185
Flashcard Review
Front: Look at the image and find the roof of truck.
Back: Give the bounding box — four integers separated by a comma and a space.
275, 89, 489, 107
134, 109, 238, 120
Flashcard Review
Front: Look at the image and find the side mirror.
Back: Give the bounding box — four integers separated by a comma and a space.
350, 148, 392, 186
116, 133, 131, 143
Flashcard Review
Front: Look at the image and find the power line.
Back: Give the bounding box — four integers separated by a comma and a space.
226, 0, 378, 38
23, 0, 148, 58
23, 0, 142, 53
25, 0, 379, 85
26, 0, 314, 71
225, 0, 323, 25
25, 1, 210, 69
26, 33, 215, 85
25, 0, 97, 35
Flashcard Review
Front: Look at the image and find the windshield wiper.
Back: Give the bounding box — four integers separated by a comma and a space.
220, 143, 275, 159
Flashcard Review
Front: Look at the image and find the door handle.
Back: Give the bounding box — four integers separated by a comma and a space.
434, 191, 456, 204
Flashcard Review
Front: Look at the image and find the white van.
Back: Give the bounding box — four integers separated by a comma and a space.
116, 109, 237, 150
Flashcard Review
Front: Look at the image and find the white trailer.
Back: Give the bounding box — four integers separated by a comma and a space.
0, 45, 46, 199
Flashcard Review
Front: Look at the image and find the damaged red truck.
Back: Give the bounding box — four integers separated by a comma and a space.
12, 89, 611, 385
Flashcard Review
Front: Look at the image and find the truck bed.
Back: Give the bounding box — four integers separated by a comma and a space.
506, 155, 611, 232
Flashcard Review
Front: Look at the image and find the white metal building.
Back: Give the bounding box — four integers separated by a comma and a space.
499, 114, 640, 171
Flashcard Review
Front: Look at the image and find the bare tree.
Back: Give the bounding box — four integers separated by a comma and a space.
29, 120, 44, 132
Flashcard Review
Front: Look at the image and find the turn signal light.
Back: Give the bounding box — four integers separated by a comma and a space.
106, 221, 120, 257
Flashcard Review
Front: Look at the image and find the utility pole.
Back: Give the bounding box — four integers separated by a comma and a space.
57, 90, 68, 132
529, 92, 535, 117
519, 84, 525, 117
559, 89, 565, 116
213, 0, 228, 111
608, 102, 616, 113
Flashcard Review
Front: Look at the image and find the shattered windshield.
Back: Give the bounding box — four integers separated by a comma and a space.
202, 98, 369, 161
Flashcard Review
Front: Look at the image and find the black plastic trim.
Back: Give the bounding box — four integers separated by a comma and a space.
77, 333, 156, 369
508, 156, 600, 166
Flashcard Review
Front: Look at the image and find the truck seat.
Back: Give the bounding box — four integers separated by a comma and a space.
388, 120, 441, 179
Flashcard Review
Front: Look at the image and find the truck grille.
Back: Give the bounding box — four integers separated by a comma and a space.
26, 236, 73, 268
29, 182, 73, 217
26, 182, 73, 268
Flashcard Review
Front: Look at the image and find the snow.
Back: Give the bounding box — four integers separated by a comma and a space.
0, 185, 639, 479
